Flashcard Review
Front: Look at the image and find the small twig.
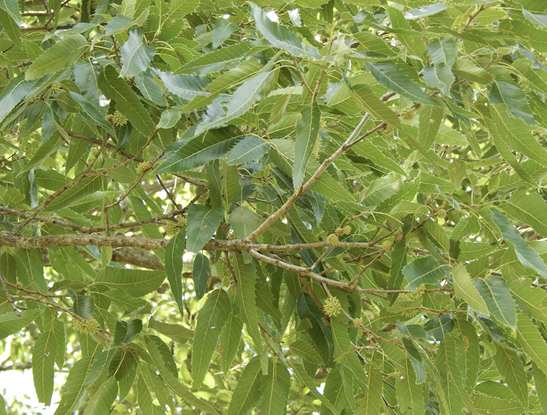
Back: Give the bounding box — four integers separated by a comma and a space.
0, 267, 20, 316
157, 174, 181, 209
224, 252, 237, 286
349, 250, 385, 285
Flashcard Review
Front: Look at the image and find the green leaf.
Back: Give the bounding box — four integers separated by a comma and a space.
423, 64, 454, 96
331, 319, 367, 391
472, 381, 523, 415
251, 3, 321, 59
435, 336, 466, 415
84, 349, 116, 386
428, 37, 457, 67
501, 190, 547, 237
491, 208, 547, 279
72, 295, 94, 318
225, 135, 269, 165
0, 8, 21, 46
533, 362, 547, 413
517, 311, 547, 376
0, 310, 40, 339
98, 65, 156, 137
185, 204, 224, 253
349, 137, 406, 176
148, 317, 193, 343
493, 344, 528, 407
196, 71, 274, 134
69, 92, 117, 137
0, 76, 33, 124
355, 364, 383, 415
53, 357, 93, 415
286, 361, 341, 414
213, 18, 239, 49
0, 0, 20, 23
136, 374, 155, 415
293, 102, 321, 190
165, 230, 185, 314
289, 337, 324, 364
403, 256, 449, 291
134, 72, 168, 107
350, 83, 401, 127
156, 71, 210, 100
98, 289, 148, 313
157, 108, 182, 129
192, 252, 210, 300
146, 338, 216, 413
83, 376, 118, 415
418, 105, 444, 150
452, 263, 490, 315
94, 267, 165, 297
43, 176, 104, 212
490, 104, 547, 168
234, 254, 262, 348
33, 331, 57, 405
192, 289, 231, 388
157, 127, 243, 173
104, 9, 149, 36
364, 61, 440, 106
510, 279, 547, 322
452, 59, 493, 84
114, 319, 142, 345
15, 248, 47, 292
490, 81, 536, 125
219, 312, 243, 374
511, 58, 547, 96
26, 35, 88, 80
167, 0, 198, 20
404, 3, 447, 19
394, 361, 425, 415
176, 42, 252, 74
120, 28, 155, 77
261, 362, 290, 415
321, 365, 347, 414
227, 357, 262, 415
474, 277, 516, 328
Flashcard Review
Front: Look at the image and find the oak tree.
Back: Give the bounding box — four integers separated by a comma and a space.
2, 0, 547, 414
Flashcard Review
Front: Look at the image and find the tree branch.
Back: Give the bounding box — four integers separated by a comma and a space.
244, 112, 372, 242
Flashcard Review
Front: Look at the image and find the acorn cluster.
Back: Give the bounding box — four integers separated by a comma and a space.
400, 106, 416, 121
383, 124, 395, 137
327, 233, 339, 246
165, 216, 187, 237
136, 161, 153, 175
335, 225, 351, 236
323, 297, 342, 317
311, 139, 322, 160
107, 110, 127, 126
381, 240, 394, 252
197, 191, 209, 205
73, 317, 99, 334
49, 81, 62, 93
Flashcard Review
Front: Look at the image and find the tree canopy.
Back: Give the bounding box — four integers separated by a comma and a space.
3, 0, 547, 413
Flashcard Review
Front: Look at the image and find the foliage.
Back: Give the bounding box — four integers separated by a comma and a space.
3, 0, 547, 413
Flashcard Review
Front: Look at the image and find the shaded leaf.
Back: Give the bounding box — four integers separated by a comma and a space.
165, 230, 185, 314
474, 277, 516, 328
364, 61, 440, 106
26, 35, 88, 80
186, 204, 224, 253
192, 252, 209, 300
